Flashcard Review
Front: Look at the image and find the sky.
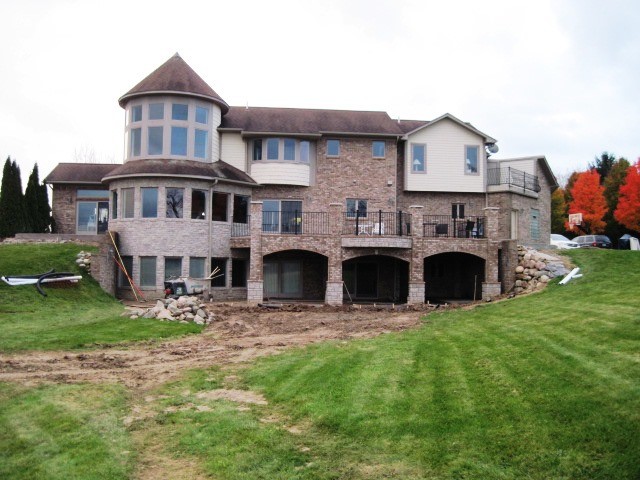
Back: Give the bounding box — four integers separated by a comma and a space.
1, 0, 639, 187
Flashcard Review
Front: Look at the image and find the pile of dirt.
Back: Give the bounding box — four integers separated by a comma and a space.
0, 302, 444, 391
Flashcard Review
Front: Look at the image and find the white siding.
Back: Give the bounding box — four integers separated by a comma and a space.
493, 158, 536, 176
220, 133, 246, 171
405, 118, 485, 193
251, 162, 310, 186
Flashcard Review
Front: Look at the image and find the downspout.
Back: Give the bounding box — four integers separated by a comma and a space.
207, 178, 219, 299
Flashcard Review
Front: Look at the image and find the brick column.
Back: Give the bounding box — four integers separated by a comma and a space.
325, 203, 343, 305
482, 206, 501, 300
407, 205, 425, 304
247, 201, 264, 303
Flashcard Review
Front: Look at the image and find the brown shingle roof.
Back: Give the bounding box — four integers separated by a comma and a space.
220, 106, 405, 136
396, 119, 430, 134
118, 53, 229, 114
44, 163, 116, 185
102, 159, 257, 185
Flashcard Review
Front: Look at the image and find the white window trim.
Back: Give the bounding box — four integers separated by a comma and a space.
251, 138, 312, 164
464, 145, 480, 175
411, 143, 426, 173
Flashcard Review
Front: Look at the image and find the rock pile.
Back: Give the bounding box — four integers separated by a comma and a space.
125, 296, 214, 325
75, 251, 92, 273
512, 246, 570, 295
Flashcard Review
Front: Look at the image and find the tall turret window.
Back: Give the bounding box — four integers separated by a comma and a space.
125, 97, 216, 161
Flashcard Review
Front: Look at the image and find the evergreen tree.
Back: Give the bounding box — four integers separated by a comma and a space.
24, 163, 51, 233
589, 152, 617, 183
603, 157, 630, 241
0, 157, 25, 237
551, 187, 568, 234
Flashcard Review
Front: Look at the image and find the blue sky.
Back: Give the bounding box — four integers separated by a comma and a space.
1, 0, 638, 186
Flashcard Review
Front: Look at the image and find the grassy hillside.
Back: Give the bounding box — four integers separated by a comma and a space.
149, 250, 640, 479
0, 243, 200, 351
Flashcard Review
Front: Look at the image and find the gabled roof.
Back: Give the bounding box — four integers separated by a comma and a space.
220, 106, 405, 136
102, 159, 257, 186
118, 53, 229, 114
401, 113, 497, 144
44, 163, 116, 185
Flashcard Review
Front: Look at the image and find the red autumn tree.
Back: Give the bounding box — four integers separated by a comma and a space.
614, 159, 640, 233
567, 169, 607, 234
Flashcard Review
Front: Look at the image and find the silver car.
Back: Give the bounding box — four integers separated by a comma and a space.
550, 234, 580, 249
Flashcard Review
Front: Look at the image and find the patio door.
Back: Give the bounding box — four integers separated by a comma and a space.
262, 200, 302, 233
263, 260, 302, 298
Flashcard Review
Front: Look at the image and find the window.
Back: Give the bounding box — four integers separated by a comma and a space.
122, 188, 134, 218
327, 139, 340, 157
452, 203, 465, 219
118, 256, 133, 288
300, 141, 310, 162
131, 128, 141, 156
232, 259, 247, 287
233, 195, 249, 223
267, 138, 279, 160
194, 129, 208, 159
191, 189, 206, 219
171, 126, 188, 155
164, 257, 182, 280
77, 189, 109, 199
140, 257, 157, 287
141, 187, 158, 218
172, 103, 188, 121
530, 209, 540, 240
262, 200, 302, 233
189, 257, 205, 278
148, 126, 163, 155
412, 144, 425, 172
149, 103, 164, 120
372, 141, 385, 158
284, 138, 296, 161
211, 192, 228, 222
196, 106, 209, 124
111, 191, 118, 219
132, 105, 142, 122
346, 199, 367, 218
252, 139, 262, 161
210, 258, 227, 287
77, 202, 97, 233
166, 188, 184, 218
465, 145, 479, 174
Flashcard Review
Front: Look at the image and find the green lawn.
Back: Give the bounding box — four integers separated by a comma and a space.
146, 250, 640, 479
0, 243, 201, 351
1, 248, 639, 479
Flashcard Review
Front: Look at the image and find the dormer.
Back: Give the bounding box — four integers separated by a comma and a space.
118, 53, 229, 163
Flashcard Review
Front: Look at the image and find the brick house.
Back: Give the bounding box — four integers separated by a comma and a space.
45, 53, 557, 304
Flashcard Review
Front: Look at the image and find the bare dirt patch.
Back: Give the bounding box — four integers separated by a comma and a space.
0, 303, 438, 391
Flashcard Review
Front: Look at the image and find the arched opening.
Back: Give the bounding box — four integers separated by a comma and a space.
424, 252, 485, 302
342, 255, 409, 303
263, 250, 327, 301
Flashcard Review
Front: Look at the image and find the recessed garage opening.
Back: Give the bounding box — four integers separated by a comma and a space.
342, 255, 409, 303
263, 250, 327, 301
424, 252, 484, 303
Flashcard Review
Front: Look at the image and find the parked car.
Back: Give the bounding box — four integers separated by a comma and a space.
572, 235, 613, 249
550, 234, 580, 249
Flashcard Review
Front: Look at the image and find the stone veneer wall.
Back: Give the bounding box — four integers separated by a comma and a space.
50, 184, 109, 234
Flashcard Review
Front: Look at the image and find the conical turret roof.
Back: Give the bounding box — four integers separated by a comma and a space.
118, 53, 229, 113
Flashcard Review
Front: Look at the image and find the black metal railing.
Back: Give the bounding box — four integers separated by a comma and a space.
422, 215, 486, 238
342, 210, 412, 236
262, 211, 329, 235
231, 216, 250, 237
487, 167, 541, 193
